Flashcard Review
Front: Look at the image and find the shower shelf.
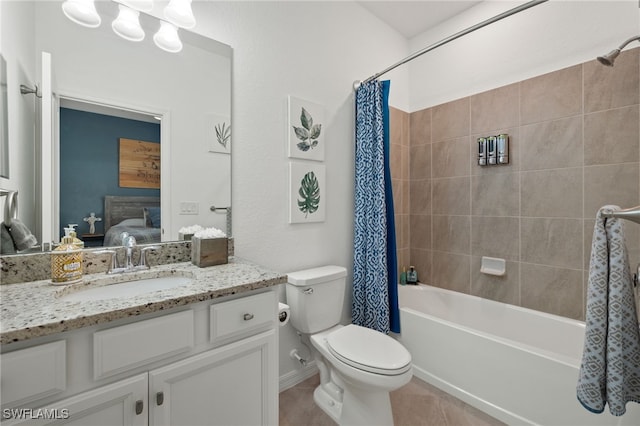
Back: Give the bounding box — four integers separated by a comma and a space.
602, 206, 640, 224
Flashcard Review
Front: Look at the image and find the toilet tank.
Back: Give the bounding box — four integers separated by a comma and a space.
286, 265, 347, 334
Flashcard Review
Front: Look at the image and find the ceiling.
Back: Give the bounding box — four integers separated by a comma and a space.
358, 1, 483, 39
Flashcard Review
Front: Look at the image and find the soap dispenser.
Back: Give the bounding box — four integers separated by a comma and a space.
51, 234, 83, 284
406, 266, 418, 285
65, 224, 84, 249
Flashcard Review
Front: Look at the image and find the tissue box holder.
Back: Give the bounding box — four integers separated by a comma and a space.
191, 237, 228, 267
179, 232, 194, 241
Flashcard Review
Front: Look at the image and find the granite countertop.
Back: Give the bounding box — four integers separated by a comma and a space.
0, 257, 286, 345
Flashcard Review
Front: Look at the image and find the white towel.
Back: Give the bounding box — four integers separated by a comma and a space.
577, 206, 640, 416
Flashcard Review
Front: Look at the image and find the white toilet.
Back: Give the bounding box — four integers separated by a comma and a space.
286, 265, 412, 426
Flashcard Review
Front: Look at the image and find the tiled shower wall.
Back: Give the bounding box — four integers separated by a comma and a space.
390, 47, 640, 320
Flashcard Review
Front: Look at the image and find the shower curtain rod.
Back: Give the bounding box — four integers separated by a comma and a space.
355, 0, 548, 89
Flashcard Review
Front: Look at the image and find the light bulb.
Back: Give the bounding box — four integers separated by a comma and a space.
62, 0, 101, 28
154, 21, 182, 53
163, 0, 195, 29
112, 4, 145, 42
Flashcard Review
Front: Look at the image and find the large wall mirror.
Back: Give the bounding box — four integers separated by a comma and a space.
1, 0, 231, 253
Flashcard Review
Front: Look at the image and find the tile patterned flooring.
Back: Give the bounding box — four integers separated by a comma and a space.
279, 374, 505, 426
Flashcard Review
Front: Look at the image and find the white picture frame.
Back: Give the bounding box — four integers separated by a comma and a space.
288, 96, 325, 161
289, 162, 326, 223
206, 114, 231, 154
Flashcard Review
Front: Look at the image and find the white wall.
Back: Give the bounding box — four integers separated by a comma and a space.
407, 0, 640, 111
0, 1, 37, 236
189, 1, 410, 382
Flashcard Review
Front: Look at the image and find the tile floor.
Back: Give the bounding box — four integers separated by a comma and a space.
279, 374, 505, 426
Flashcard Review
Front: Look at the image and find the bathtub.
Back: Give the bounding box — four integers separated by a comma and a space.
397, 284, 640, 426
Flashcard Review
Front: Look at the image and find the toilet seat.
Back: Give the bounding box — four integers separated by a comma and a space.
326, 324, 412, 376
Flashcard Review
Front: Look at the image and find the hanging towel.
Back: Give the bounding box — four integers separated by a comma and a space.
2, 220, 37, 252
577, 205, 640, 416
0, 223, 16, 254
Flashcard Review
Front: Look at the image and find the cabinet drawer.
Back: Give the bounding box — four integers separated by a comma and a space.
0, 341, 66, 407
210, 291, 275, 342
94, 310, 194, 380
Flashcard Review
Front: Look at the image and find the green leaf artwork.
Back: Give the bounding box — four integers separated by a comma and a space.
215, 121, 231, 149
297, 171, 320, 218
292, 107, 321, 152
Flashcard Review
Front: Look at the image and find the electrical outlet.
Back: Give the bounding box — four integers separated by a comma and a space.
179, 202, 199, 215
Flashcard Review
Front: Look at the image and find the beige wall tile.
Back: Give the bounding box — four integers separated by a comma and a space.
410, 144, 431, 180
470, 83, 519, 134
521, 168, 583, 218
431, 251, 470, 293
584, 163, 640, 218
432, 98, 470, 143
584, 47, 639, 113
520, 263, 583, 320
584, 105, 639, 165
471, 257, 519, 305
520, 116, 583, 171
432, 177, 470, 215
520, 65, 582, 125
410, 179, 431, 214
392, 178, 402, 214
410, 108, 431, 146
432, 136, 472, 178
432, 215, 470, 255
402, 177, 410, 213
471, 173, 519, 217
471, 216, 519, 260
520, 218, 583, 269
391, 143, 402, 180
401, 145, 409, 180
410, 214, 431, 250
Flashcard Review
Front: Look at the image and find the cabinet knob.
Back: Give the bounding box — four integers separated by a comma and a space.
156, 391, 165, 406
135, 399, 144, 415
243, 313, 254, 321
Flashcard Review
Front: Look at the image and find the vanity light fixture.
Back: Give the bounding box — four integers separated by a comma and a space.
154, 21, 183, 53
61, 0, 101, 28
117, 0, 153, 13
164, 0, 196, 29
112, 4, 145, 42
61, 0, 196, 53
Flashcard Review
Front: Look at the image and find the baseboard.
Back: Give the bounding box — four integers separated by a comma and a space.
279, 360, 318, 392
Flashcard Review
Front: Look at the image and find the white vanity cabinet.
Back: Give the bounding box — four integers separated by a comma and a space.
0, 290, 278, 426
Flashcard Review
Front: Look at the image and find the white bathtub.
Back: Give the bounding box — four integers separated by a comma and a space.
397, 284, 640, 426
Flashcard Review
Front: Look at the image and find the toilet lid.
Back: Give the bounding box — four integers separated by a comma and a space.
326, 324, 412, 376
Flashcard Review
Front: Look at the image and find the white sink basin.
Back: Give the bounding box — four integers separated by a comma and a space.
61, 276, 193, 302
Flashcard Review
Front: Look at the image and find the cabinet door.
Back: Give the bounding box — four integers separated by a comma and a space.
2, 374, 147, 426
149, 329, 277, 426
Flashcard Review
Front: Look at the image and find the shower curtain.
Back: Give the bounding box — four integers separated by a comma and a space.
352, 80, 400, 334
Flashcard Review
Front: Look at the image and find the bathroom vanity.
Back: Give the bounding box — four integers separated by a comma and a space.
0, 258, 285, 425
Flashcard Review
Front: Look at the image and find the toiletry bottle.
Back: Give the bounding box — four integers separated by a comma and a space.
51, 235, 83, 284
400, 267, 407, 285
407, 266, 418, 284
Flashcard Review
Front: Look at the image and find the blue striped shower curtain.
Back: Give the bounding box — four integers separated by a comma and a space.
352, 80, 400, 334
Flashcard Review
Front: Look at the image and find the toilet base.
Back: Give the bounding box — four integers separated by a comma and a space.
313, 382, 394, 426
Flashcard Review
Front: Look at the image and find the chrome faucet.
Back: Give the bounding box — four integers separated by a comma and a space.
124, 235, 137, 270
96, 241, 160, 275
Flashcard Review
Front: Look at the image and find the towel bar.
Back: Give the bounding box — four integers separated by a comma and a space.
602, 205, 640, 224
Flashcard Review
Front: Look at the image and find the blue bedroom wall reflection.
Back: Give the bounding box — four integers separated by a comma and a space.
59, 108, 160, 239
